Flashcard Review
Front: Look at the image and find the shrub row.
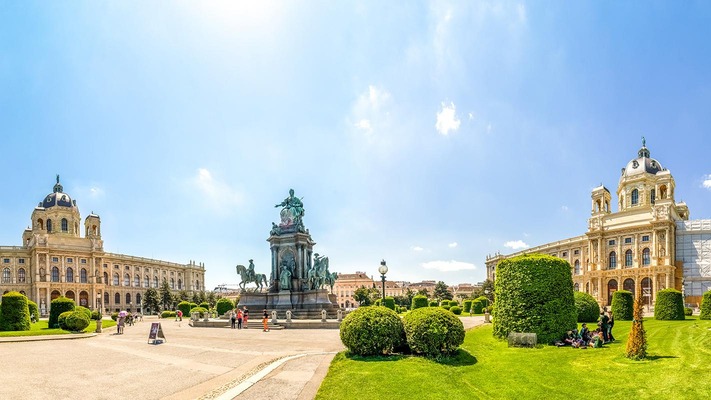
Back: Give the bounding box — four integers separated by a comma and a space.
700, 291, 711, 320
654, 289, 685, 320
574, 291, 600, 322
340, 306, 464, 358
611, 291, 633, 321
0, 292, 31, 331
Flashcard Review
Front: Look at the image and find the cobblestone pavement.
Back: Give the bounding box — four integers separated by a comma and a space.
3, 315, 485, 400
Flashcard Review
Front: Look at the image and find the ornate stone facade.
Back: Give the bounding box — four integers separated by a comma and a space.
486, 141, 700, 307
0, 177, 205, 314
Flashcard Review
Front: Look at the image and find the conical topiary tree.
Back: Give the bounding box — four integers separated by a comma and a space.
625, 293, 647, 360
698, 291, 711, 320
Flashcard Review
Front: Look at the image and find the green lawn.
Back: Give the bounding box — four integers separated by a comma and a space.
0, 319, 117, 337
316, 318, 711, 399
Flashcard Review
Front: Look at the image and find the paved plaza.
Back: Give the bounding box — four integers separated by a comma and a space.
3, 316, 485, 400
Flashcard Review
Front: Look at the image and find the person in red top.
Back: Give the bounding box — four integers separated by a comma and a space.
176, 310, 183, 322
243, 307, 249, 328
237, 309, 243, 329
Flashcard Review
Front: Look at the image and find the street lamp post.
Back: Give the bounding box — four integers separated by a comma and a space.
484, 289, 491, 323
378, 260, 388, 302
95, 293, 103, 333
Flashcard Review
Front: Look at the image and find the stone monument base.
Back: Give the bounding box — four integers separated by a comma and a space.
238, 289, 340, 319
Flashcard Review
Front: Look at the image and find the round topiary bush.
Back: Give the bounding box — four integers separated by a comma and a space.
216, 298, 234, 316
428, 301, 438, 307
49, 296, 75, 328
199, 302, 210, 309
161, 311, 177, 318
75, 306, 92, 321
65, 310, 90, 332
654, 289, 685, 320
58, 311, 73, 330
27, 300, 39, 322
403, 307, 465, 357
450, 306, 462, 315
411, 295, 428, 310
700, 291, 711, 320
340, 306, 405, 356
0, 291, 31, 331
471, 299, 483, 314
441, 305, 451, 310
493, 254, 577, 344
111, 312, 119, 321
190, 307, 207, 318
383, 297, 395, 310
91, 310, 102, 320
462, 300, 473, 313
684, 307, 693, 316
611, 290, 634, 321
574, 291, 600, 322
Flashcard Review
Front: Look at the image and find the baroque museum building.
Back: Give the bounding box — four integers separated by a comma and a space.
0, 177, 206, 315
486, 141, 711, 307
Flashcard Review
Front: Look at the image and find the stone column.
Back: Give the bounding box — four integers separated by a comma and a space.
665, 273, 671, 290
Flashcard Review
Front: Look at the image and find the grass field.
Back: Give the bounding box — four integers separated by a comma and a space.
316, 317, 711, 400
0, 319, 117, 337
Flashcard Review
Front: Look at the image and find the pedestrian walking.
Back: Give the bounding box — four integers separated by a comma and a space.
176, 310, 183, 322
262, 309, 270, 332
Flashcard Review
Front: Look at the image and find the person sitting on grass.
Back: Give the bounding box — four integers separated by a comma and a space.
590, 329, 604, 348
577, 323, 591, 348
556, 330, 575, 347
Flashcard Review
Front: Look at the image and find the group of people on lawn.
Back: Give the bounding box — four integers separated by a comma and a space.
556, 310, 615, 348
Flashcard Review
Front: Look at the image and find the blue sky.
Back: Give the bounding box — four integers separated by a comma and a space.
1, 1, 710, 290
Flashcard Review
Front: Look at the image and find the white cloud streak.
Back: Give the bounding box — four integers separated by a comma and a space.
422, 260, 476, 272
702, 174, 711, 190
448, 242, 458, 248
193, 168, 242, 212
411, 246, 424, 252
504, 240, 529, 250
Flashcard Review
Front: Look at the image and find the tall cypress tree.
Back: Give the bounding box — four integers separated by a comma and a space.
625, 294, 647, 360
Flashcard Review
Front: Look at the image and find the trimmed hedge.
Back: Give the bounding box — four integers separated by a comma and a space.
450, 306, 462, 315
199, 302, 210, 309
383, 297, 396, 310
65, 311, 90, 332
58, 311, 73, 330
161, 311, 177, 318
462, 300, 473, 313
75, 306, 92, 321
574, 292, 600, 322
654, 289, 685, 320
411, 295, 428, 310
340, 306, 405, 356
428, 301, 438, 307
49, 296, 75, 328
190, 307, 207, 318
611, 290, 634, 321
27, 300, 39, 321
91, 310, 102, 320
700, 291, 711, 320
441, 305, 451, 311
216, 298, 234, 316
684, 307, 693, 316
402, 307, 464, 357
177, 301, 192, 317
493, 254, 577, 344
0, 291, 31, 331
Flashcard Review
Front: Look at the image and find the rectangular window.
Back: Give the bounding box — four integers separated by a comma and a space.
18, 258, 25, 264
103, 264, 108, 268
52, 257, 59, 262
114, 264, 119, 269
81, 259, 87, 264
66, 257, 73, 263
562, 252, 568, 257
3, 258, 9, 263
642, 235, 650, 242
608, 240, 616, 246
624, 237, 633, 244
574, 250, 580, 255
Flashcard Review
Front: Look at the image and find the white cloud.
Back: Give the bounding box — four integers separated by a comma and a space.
468, 112, 474, 120
504, 240, 529, 250
435, 101, 461, 135
348, 85, 392, 141
422, 260, 476, 272
354, 119, 372, 134
448, 242, 458, 248
192, 168, 242, 211
702, 175, 711, 190
561, 205, 569, 211
89, 187, 104, 198
411, 246, 424, 252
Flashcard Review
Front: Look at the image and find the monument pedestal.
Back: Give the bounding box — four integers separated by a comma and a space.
238, 289, 339, 319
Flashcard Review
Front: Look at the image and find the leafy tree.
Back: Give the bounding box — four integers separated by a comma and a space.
393, 295, 409, 307
142, 288, 161, 314
159, 279, 173, 310
416, 288, 429, 297
433, 281, 453, 302
206, 291, 216, 307
405, 288, 415, 306
471, 279, 495, 303
191, 291, 201, 304
178, 290, 191, 302
353, 286, 380, 306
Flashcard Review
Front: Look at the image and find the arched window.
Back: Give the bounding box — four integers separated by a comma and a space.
113, 273, 119, 286
66, 267, 74, 283
574, 260, 580, 275
631, 189, 639, 205
178, 279, 182, 290
642, 248, 650, 265
104, 292, 109, 306
136, 293, 142, 307
52, 267, 60, 282
144, 275, 149, 288
134, 274, 140, 287
2, 268, 11, 283
574, 283, 580, 292
195, 280, 200, 291
80, 268, 87, 283
61, 218, 68, 232
47, 219, 53, 233
18, 268, 26, 283
607, 279, 618, 305
609, 252, 617, 269
651, 189, 656, 205
37, 219, 44, 230
625, 250, 633, 267
40, 268, 46, 282
115, 293, 121, 304
660, 185, 667, 199
124, 274, 130, 286
170, 278, 175, 289
104, 272, 109, 284
623, 278, 635, 296
126, 293, 132, 305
